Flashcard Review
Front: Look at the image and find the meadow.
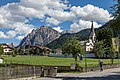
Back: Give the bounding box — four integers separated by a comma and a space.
2, 55, 120, 67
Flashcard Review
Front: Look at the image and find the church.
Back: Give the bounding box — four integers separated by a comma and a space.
85, 21, 96, 52
80, 21, 96, 57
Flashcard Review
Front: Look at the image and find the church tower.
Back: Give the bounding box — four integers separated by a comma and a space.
89, 21, 96, 43
85, 21, 96, 52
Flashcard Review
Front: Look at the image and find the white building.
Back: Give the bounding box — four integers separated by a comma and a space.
3, 47, 13, 54
1, 44, 13, 54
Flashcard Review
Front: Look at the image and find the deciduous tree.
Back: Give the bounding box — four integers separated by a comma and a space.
62, 39, 84, 62
107, 47, 116, 64
93, 40, 106, 63
96, 28, 114, 59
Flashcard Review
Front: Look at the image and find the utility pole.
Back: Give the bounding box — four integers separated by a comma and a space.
118, 35, 120, 63
84, 42, 87, 72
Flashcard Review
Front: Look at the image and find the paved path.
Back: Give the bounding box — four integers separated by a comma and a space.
31, 68, 120, 80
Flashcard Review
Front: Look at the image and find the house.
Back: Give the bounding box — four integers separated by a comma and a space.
3, 47, 13, 54
23, 46, 52, 55
1, 44, 9, 48
1, 44, 14, 54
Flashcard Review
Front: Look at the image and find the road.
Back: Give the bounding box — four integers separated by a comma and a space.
31, 68, 120, 80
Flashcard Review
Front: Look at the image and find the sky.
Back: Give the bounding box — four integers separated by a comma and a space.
0, 0, 116, 45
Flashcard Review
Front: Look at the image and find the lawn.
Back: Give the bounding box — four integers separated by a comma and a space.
2, 55, 120, 67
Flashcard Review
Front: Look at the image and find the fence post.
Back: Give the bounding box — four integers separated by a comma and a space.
33, 66, 36, 78
28, 66, 29, 77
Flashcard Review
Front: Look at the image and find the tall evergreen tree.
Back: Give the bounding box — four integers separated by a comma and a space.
96, 27, 116, 64
96, 28, 113, 48
111, 0, 120, 35
111, 0, 120, 18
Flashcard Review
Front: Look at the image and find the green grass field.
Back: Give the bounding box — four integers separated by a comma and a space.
2, 55, 120, 67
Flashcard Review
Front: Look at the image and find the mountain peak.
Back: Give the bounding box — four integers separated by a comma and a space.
18, 26, 61, 47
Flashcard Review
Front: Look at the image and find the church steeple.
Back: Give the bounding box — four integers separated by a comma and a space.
91, 21, 94, 33
89, 21, 95, 43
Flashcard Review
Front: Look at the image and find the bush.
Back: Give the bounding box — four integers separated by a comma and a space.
0, 64, 9, 67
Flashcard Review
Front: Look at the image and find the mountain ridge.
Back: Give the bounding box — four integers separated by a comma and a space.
18, 20, 114, 49
18, 26, 61, 48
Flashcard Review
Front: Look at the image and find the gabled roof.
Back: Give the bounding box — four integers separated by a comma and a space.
3, 47, 13, 50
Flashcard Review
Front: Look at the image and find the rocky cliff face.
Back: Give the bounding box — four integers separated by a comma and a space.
18, 26, 61, 47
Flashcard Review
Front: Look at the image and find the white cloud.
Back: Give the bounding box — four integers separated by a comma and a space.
13, 22, 34, 35
6, 30, 16, 38
53, 26, 63, 32
0, 1, 112, 28
0, 5, 28, 28
0, 31, 8, 38
47, 10, 76, 22
4, 3, 45, 19
16, 35, 24, 40
64, 0, 69, 4
0, 0, 68, 39
20, 0, 69, 10
70, 4, 112, 22
0, 0, 112, 41
70, 23, 80, 32
46, 17, 60, 26
70, 20, 102, 32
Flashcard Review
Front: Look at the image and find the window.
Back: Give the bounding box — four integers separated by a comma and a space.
9, 50, 12, 51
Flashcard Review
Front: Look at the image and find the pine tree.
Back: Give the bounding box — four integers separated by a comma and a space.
111, 0, 120, 35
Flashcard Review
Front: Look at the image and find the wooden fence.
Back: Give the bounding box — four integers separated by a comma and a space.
0, 65, 43, 79
0, 64, 69, 79
1, 63, 120, 79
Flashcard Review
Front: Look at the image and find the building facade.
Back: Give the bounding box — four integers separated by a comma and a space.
1, 44, 13, 54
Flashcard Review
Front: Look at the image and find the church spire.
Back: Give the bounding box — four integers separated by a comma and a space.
89, 21, 95, 43
90, 21, 94, 34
